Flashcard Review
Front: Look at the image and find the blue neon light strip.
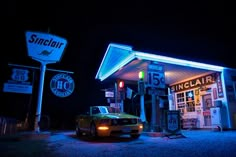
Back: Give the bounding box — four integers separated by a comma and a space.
98, 53, 135, 81
134, 51, 224, 72
96, 43, 225, 82
95, 43, 133, 81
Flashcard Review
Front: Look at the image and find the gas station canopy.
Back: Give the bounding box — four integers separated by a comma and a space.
95, 43, 224, 85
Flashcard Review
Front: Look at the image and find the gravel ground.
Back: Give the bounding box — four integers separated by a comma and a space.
1, 129, 236, 157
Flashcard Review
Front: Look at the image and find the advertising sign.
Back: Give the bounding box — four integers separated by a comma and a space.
3, 67, 33, 94
147, 64, 165, 88
215, 72, 224, 98
163, 110, 181, 135
25, 31, 67, 63
50, 73, 75, 97
105, 91, 114, 97
170, 72, 218, 93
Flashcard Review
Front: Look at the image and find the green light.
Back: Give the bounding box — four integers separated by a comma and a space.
139, 71, 145, 80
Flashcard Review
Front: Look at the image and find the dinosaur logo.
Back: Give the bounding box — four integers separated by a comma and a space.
38, 50, 53, 56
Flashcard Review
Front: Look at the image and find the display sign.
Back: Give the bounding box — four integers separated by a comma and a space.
203, 110, 211, 116
3, 67, 33, 94
110, 103, 121, 108
215, 72, 224, 98
105, 91, 114, 97
163, 110, 181, 135
25, 31, 67, 63
147, 64, 165, 88
170, 72, 217, 92
126, 87, 133, 99
50, 73, 75, 97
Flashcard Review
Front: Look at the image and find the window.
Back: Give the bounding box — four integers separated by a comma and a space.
175, 90, 196, 113
185, 90, 195, 112
176, 92, 185, 114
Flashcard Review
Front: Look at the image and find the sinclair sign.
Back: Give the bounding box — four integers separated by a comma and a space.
25, 31, 68, 63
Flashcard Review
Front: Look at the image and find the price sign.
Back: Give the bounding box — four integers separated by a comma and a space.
148, 71, 165, 88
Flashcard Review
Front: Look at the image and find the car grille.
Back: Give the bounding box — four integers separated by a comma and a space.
111, 130, 139, 135
111, 118, 138, 126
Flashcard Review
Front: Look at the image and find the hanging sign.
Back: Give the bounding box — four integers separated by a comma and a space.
3, 67, 33, 94
170, 73, 217, 92
50, 73, 75, 97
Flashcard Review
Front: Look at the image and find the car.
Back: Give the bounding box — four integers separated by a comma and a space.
75, 106, 143, 139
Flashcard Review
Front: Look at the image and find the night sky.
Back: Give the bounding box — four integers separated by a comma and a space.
2, 1, 235, 129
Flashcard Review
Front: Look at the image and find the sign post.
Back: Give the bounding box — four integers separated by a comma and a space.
25, 31, 67, 132
138, 71, 146, 122
34, 62, 46, 132
147, 63, 165, 131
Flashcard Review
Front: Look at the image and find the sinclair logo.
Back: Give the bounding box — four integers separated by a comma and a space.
25, 31, 67, 63
50, 73, 75, 97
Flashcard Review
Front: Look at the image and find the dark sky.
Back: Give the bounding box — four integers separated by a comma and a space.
2, 1, 235, 128
4, 1, 235, 66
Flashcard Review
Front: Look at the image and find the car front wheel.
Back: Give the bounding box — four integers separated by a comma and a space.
90, 123, 97, 138
76, 124, 82, 137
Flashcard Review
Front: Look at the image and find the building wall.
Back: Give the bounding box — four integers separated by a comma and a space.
222, 68, 236, 129
170, 71, 231, 129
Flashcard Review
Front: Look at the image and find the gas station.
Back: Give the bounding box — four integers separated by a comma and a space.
96, 43, 236, 132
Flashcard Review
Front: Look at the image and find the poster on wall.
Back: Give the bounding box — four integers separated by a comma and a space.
213, 88, 218, 100
215, 72, 224, 98
195, 89, 200, 105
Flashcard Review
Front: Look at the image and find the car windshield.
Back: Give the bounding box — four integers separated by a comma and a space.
107, 106, 120, 113
97, 106, 121, 114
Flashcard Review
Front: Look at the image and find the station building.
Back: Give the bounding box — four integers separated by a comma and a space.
95, 43, 236, 130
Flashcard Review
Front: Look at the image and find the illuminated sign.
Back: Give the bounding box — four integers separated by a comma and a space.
105, 91, 114, 97
170, 73, 219, 92
147, 64, 165, 88
3, 68, 33, 94
25, 31, 67, 63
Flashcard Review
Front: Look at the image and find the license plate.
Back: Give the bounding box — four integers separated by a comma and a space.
122, 127, 131, 133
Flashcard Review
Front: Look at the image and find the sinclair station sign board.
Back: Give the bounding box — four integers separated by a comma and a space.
25, 31, 68, 63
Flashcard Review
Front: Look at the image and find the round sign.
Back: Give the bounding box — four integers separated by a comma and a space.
50, 73, 75, 97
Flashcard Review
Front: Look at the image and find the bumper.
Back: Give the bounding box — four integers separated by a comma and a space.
96, 124, 143, 137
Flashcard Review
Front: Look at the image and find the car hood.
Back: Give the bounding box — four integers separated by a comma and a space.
100, 113, 139, 119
